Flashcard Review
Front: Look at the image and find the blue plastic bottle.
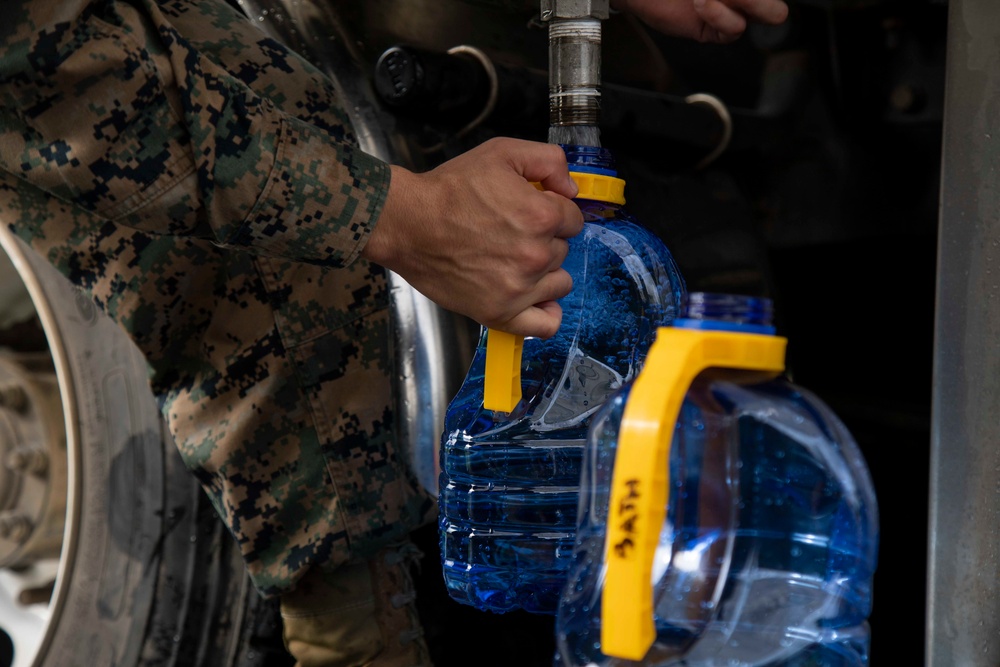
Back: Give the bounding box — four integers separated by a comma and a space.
438, 145, 687, 614
555, 292, 879, 666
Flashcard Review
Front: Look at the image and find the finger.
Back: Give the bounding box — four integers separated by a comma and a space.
488, 265, 573, 327
530, 267, 575, 306
725, 0, 789, 24
541, 191, 586, 239
547, 237, 572, 272
503, 300, 564, 339
693, 0, 747, 40
504, 141, 579, 200
525, 237, 572, 276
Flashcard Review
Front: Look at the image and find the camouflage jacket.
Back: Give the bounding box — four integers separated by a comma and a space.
0, 0, 433, 598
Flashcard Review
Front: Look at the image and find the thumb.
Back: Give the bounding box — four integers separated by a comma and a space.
504, 140, 579, 200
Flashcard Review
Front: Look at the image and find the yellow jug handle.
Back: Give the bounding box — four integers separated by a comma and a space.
484, 328, 524, 412
601, 326, 787, 660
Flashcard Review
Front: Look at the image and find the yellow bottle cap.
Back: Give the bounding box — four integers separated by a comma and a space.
568, 170, 626, 205
533, 171, 626, 205
601, 326, 786, 661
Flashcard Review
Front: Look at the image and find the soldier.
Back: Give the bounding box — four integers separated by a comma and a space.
0, 0, 787, 666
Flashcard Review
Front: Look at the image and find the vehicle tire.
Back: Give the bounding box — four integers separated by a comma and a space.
0, 229, 293, 667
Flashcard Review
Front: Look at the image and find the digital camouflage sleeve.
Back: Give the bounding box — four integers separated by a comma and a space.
0, 0, 434, 597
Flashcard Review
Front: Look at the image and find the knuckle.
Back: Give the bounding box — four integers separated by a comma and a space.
486, 136, 517, 155
497, 274, 527, 303
533, 205, 561, 229
522, 246, 553, 273
481, 303, 511, 329
545, 142, 567, 162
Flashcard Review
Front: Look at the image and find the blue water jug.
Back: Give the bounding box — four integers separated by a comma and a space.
438, 145, 687, 614
555, 292, 879, 666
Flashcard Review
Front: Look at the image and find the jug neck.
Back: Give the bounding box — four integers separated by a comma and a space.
562, 144, 618, 176
674, 292, 776, 335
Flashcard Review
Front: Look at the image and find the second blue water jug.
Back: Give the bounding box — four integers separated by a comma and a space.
555, 292, 879, 666
438, 145, 686, 614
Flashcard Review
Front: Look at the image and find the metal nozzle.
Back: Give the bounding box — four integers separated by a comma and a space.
548, 18, 602, 129
543, 1, 607, 146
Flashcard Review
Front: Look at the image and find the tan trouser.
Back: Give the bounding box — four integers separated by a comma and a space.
280, 543, 431, 667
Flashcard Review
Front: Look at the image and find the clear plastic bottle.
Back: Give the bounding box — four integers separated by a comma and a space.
555, 292, 879, 666
438, 145, 686, 614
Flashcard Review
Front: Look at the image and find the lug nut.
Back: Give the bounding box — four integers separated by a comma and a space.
18, 581, 55, 606
5, 446, 48, 475
0, 384, 27, 412
0, 512, 32, 543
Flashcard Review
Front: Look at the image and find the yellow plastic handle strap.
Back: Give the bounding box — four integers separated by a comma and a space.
601, 326, 787, 660
484, 328, 524, 411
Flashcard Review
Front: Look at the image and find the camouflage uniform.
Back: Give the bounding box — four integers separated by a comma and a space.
0, 0, 434, 598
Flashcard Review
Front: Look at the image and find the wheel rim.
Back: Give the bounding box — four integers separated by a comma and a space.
0, 230, 81, 667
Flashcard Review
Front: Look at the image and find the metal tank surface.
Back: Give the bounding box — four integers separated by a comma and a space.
928, 0, 1000, 664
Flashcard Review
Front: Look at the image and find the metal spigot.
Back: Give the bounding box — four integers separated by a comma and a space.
541, 0, 609, 146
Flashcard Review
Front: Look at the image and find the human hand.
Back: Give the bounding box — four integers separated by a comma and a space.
363, 137, 585, 339
612, 0, 789, 44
